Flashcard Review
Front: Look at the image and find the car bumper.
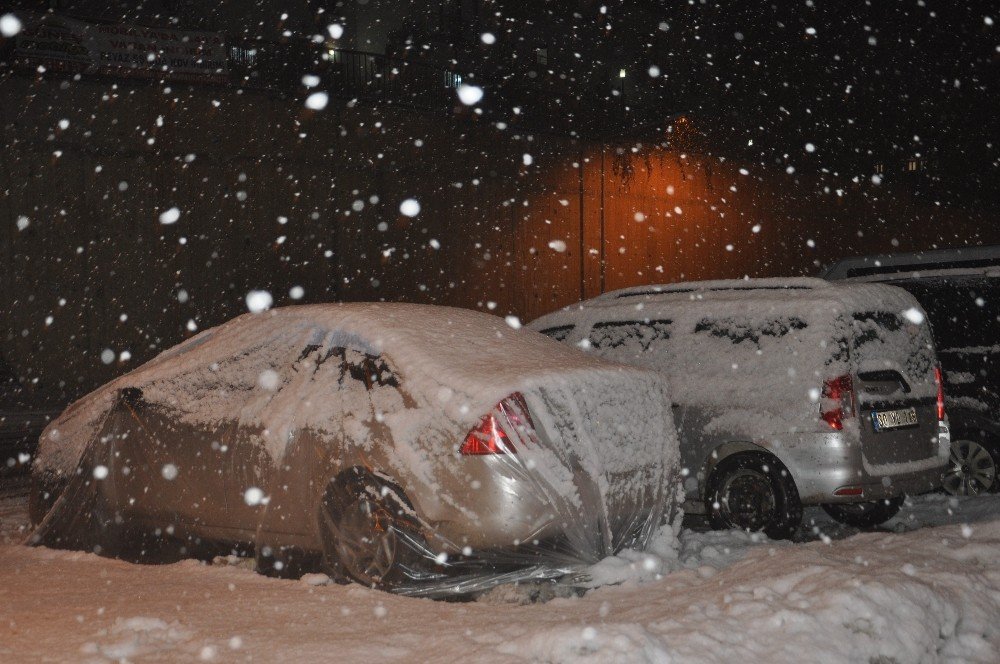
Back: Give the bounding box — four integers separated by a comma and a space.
414, 455, 658, 556
776, 427, 949, 504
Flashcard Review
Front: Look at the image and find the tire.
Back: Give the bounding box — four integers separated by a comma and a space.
705, 452, 802, 540
941, 438, 999, 496
316, 469, 423, 590
822, 497, 903, 529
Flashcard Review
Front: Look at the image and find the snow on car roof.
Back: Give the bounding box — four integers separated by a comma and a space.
151, 302, 640, 388
529, 279, 935, 439
36, 303, 668, 476
541, 278, 923, 319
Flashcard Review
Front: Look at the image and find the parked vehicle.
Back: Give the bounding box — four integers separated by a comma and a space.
823, 246, 1000, 496
530, 278, 949, 538
28, 303, 678, 597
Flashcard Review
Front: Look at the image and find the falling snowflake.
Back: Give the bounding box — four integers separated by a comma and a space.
246, 290, 273, 313
399, 198, 421, 217
457, 84, 484, 105
0, 14, 22, 37
244, 487, 265, 506
305, 92, 329, 110
258, 369, 280, 391
159, 207, 181, 224
902, 307, 925, 325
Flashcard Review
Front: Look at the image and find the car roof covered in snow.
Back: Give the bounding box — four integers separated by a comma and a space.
531, 277, 922, 324
37, 303, 670, 475
149, 302, 639, 386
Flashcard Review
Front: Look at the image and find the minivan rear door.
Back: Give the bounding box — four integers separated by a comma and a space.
850, 311, 942, 471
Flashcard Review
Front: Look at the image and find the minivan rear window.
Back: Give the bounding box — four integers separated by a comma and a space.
850, 311, 934, 379
693, 316, 807, 347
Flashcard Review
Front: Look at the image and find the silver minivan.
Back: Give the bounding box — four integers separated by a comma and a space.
530, 278, 950, 538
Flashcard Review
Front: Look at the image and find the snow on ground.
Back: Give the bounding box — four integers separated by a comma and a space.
2, 490, 1000, 662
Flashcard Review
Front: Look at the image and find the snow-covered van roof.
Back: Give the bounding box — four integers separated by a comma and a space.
550, 277, 921, 317
530, 279, 937, 438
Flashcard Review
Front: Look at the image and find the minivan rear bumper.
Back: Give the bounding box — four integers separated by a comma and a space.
779, 423, 949, 504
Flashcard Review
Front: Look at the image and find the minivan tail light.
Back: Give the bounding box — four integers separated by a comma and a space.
460, 393, 535, 455
934, 366, 946, 421
821, 375, 855, 431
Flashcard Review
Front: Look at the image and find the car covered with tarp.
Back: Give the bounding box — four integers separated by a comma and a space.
28, 303, 680, 597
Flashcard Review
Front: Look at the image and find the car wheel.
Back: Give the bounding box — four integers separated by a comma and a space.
316, 469, 422, 590
822, 497, 903, 528
942, 439, 999, 496
705, 452, 802, 540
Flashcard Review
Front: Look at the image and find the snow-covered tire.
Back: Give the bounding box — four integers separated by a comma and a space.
316, 469, 423, 590
705, 452, 802, 540
941, 438, 999, 496
822, 496, 903, 529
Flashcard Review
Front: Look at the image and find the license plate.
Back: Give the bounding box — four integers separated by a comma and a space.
871, 407, 919, 431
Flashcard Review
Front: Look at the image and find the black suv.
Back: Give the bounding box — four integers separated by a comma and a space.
823, 246, 1000, 495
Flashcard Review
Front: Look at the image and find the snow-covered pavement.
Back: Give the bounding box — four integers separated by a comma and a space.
2, 491, 1000, 662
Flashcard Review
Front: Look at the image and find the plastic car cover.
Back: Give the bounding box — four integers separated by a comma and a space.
28, 305, 679, 599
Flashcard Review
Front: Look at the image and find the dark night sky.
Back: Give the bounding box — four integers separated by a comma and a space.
2, 0, 996, 198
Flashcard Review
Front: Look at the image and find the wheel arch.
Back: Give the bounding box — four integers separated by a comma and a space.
700, 441, 796, 499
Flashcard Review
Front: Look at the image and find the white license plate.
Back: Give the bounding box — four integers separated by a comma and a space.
871, 407, 919, 431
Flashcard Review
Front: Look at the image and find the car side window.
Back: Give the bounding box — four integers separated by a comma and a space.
326, 348, 399, 390
539, 325, 575, 342
588, 320, 672, 356
693, 316, 807, 347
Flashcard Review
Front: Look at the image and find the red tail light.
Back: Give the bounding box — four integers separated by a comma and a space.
460, 393, 535, 455
934, 366, 946, 421
820, 375, 855, 431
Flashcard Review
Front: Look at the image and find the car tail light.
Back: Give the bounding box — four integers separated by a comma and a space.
934, 366, 946, 421
821, 375, 855, 431
460, 393, 535, 455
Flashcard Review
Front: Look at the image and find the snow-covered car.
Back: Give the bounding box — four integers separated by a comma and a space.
28, 303, 679, 596
530, 278, 950, 538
